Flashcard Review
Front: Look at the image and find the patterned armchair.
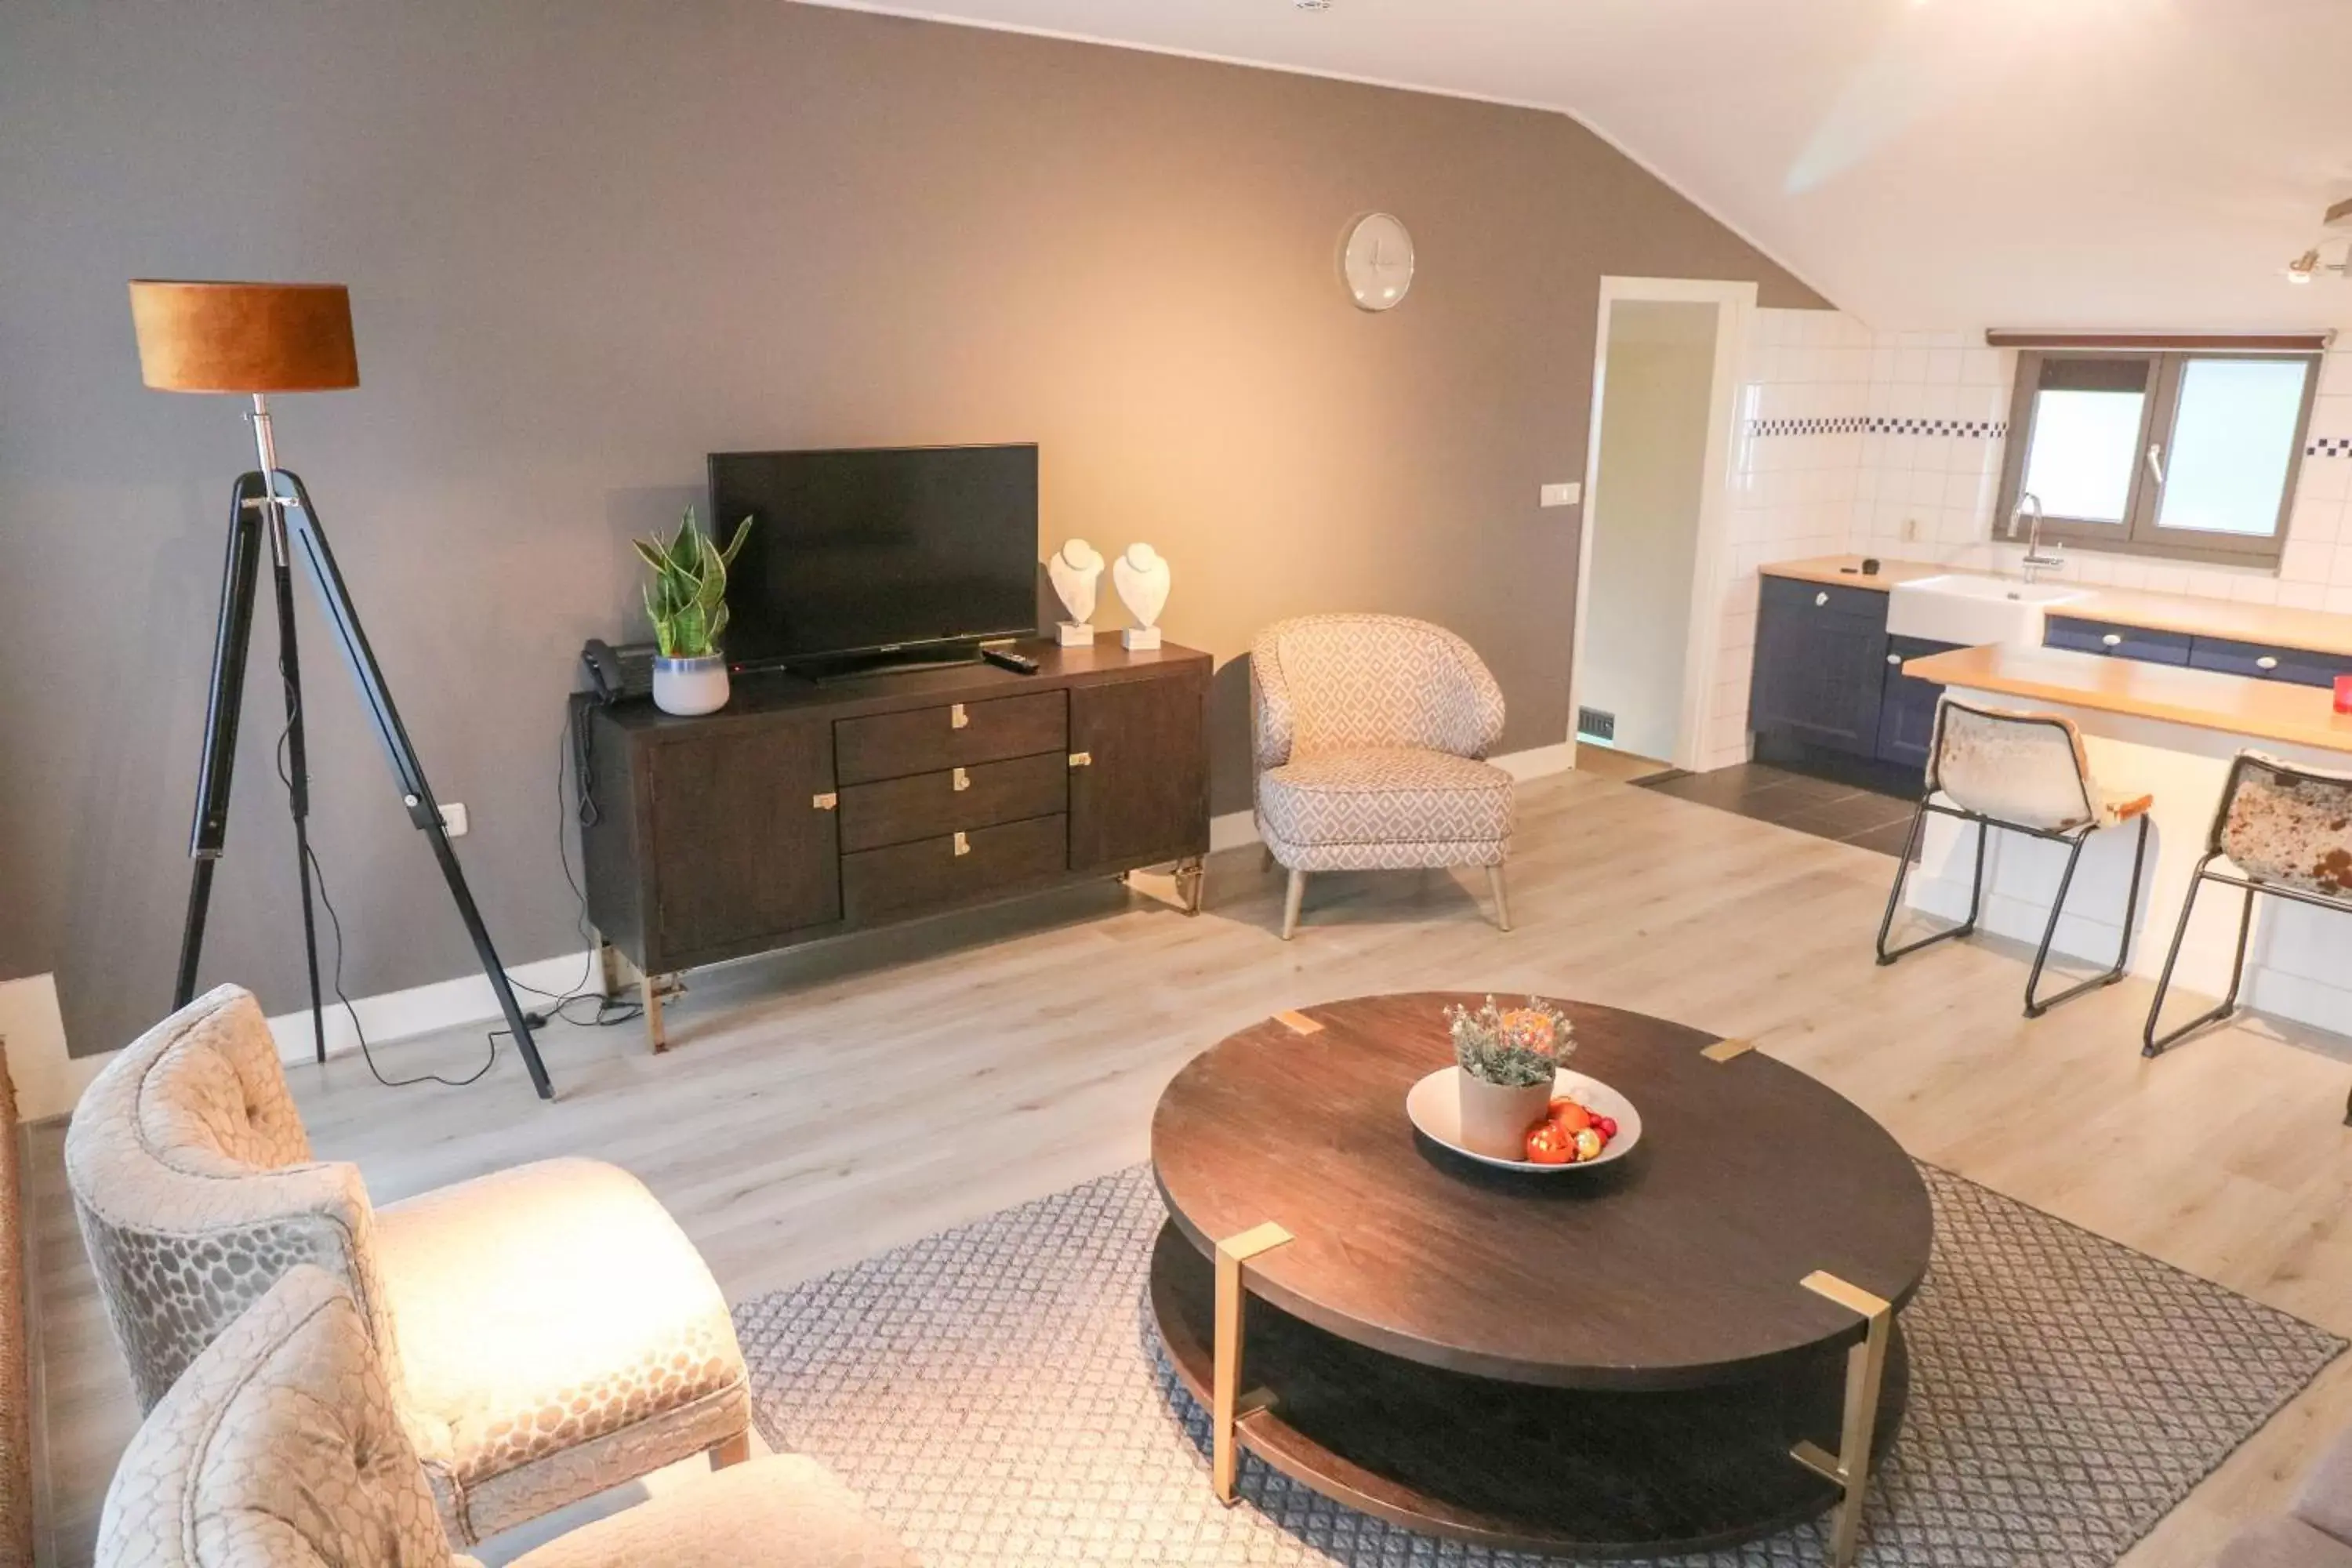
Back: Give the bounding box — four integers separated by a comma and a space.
1250, 614, 1513, 938
67, 985, 753, 1547
96, 1265, 912, 1568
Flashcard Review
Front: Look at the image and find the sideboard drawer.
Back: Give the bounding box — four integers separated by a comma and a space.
840, 813, 1069, 924
834, 691, 1069, 784
837, 752, 1069, 852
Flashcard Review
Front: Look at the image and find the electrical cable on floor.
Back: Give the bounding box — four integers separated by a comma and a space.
271, 665, 641, 1088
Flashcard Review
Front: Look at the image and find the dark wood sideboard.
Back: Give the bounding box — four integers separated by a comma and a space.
577, 641, 1211, 1048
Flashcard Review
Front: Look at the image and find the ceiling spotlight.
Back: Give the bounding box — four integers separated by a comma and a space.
2287, 249, 2321, 285
1294, 0, 1332, 9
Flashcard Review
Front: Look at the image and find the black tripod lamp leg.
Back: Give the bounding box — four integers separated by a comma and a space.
176, 474, 270, 1011
278, 474, 554, 1100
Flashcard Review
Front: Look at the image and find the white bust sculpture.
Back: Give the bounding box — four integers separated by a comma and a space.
1047, 539, 1104, 644
1113, 543, 1170, 650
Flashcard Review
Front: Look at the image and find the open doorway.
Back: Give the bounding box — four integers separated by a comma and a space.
1569, 278, 1751, 776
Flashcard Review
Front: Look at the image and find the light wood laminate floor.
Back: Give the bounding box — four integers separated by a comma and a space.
27, 768, 2352, 1565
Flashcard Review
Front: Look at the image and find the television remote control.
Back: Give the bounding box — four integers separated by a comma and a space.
982, 647, 1040, 675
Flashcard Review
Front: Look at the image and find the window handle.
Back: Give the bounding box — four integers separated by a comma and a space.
2145, 442, 2166, 486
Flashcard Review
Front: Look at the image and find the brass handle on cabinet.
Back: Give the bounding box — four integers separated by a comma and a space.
1815, 591, 1829, 607
1069, 751, 1093, 768
2101, 633, 2122, 648
950, 703, 969, 729
812, 793, 838, 811
1887, 653, 1902, 666
953, 830, 971, 857
953, 767, 971, 791
2257, 655, 2280, 671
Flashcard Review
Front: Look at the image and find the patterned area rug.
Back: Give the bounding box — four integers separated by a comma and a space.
734, 1165, 2343, 1566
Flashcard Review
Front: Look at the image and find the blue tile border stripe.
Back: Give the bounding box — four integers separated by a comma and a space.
1745, 416, 2009, 439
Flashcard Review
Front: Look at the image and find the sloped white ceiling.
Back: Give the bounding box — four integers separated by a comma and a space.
808, 0, 2352, 332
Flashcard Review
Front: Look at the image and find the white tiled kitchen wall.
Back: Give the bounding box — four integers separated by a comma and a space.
1697, 308, 2352, 770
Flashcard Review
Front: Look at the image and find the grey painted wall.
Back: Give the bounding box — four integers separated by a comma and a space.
0, 0, 1825, 1058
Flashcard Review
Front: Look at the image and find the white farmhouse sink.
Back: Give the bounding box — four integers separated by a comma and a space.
1886, 574, 2092, 648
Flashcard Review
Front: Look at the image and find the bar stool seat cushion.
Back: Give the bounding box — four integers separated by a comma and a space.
1932, 701, 2147, 832
2220, 752, 2352, 900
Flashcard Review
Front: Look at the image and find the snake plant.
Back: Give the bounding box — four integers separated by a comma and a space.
634, 507, 753, 659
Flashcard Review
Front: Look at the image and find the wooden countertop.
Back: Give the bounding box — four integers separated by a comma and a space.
1762, 556, 2352, 659
1758, 556, 1949, 590
1904, 643, 2352, 757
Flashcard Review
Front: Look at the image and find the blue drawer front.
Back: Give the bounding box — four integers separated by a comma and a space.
1760, 574, 1890, 623
2044, 616, 2193, 666
2187, 636, 2352, 689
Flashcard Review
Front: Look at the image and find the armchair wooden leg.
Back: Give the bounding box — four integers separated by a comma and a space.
1486, 864, 1512, 933
1281, 869, 1307, 941
707, 1431, 752, 1471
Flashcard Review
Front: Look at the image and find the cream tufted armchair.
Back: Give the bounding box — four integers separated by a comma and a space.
1250, 614, 1514, 939
67, 985, 753, 1547
97, 1265, 911, 1568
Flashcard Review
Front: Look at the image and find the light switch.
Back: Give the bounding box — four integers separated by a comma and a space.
1541, 482, 1581, 509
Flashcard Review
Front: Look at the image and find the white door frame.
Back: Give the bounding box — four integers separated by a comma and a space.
1566, 276, 1755, 775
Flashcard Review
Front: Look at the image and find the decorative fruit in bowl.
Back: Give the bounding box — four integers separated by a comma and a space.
1526, 1096, 1619, 1165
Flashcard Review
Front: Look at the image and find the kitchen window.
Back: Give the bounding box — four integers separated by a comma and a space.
1994, 348, 2319, 568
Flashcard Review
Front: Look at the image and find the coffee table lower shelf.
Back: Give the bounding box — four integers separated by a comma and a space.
1149, 1222, 1908, 1558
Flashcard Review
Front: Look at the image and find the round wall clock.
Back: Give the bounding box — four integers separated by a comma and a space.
1341, 212, 1415, 311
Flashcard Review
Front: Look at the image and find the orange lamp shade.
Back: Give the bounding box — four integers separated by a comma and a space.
129, 281, 359, 394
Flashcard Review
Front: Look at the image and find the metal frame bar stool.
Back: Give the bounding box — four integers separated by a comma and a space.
1877, 699, 2153, 1018
2144, 752, 2352, 1125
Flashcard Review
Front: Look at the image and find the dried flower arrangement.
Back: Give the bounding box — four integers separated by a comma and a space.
1446, 996, 1577, 1088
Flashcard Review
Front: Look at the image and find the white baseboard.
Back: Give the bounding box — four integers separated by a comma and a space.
262, 949, 600, 1067
0, 973, 96, 1123
20, 742, 1593, 1107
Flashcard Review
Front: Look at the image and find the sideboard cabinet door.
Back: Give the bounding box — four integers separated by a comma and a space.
1068, 671, 1210, 874
647, 718, 840, 962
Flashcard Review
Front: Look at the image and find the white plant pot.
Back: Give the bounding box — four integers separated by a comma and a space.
1454, 1069, 1553, 1160
653, 654, 730, 717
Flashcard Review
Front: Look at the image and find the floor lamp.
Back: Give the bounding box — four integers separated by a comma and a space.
130, 280, 555, 1099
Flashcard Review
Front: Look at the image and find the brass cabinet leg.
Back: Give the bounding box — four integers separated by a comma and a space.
706, 1431, 752, 1470
1486, 864, 1512, 932
641, 973, 669, 1054
1790, 1271, 1894, 1568
597, 940, 625, 1001
1177, 855, 1206, 916
1211, 1222, 1293, 1504
1280, 869, 1307, 941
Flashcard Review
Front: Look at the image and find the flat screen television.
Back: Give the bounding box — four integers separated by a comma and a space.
708, 443, 1039, 670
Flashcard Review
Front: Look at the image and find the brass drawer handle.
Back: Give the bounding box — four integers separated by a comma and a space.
2257, 655, 2280, 671
950, 703, 969, 730
1069, 751, 1093, 768
812, 792, 838, 811
953, 766, 971, 792
1814, 591, 1828, 608
2101, 633, 2122, 648
953, 830, 971, 857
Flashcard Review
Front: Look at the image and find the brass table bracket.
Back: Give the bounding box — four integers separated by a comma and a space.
1273, 1010, 1323, 1036
1211, 1221, 1294, 1504
1701, 1036, 1756, 1062
1791, 1269, 1894, 1568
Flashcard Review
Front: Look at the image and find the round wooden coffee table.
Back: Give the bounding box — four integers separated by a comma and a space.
1149, 993, 1933, 1559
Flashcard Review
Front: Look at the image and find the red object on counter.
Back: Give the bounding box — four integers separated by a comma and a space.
2337, 675, 2352, 715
